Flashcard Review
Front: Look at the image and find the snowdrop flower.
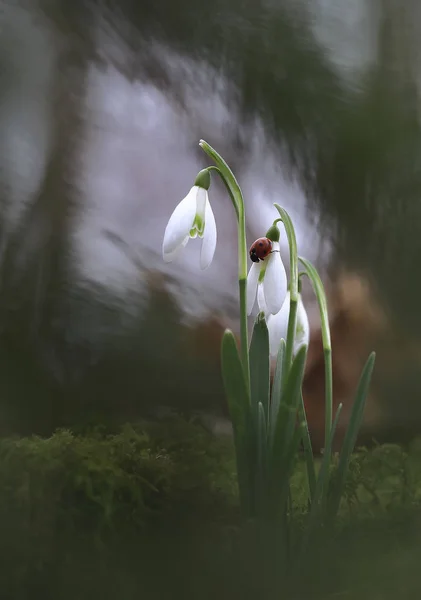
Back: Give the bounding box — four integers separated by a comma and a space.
258, 287, 310, 357
162, 169, 217, 269
246, 230, 287, 316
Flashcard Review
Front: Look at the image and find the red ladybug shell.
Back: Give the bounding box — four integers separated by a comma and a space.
249, 237, 273, 263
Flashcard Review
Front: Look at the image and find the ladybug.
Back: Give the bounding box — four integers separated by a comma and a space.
249, 237, 273, 263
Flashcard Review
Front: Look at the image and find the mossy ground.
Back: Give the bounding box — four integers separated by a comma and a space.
0, 417, 420, 599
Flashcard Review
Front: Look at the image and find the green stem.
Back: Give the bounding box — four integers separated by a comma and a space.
298, 257, 333, 452
199, 141, 250, 395
285, 297, 297, 371
237, 200, 249, 386
298, 391, 316, 501
323, 348, 333, 452
207, 166, 239, 221
273, 205, 299, 373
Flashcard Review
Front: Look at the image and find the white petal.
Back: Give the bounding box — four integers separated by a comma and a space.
263, 244, 287, 315
294, 294, 310, 354
246, 262, 261, 315
163, 235, 189, 263
257, 283, 268, 315
162, 187, 197, 258
200, 198, 217, 269
267, 292, 290, 356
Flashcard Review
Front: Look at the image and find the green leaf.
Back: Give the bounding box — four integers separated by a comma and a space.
269, 338, 286, 443
250, 312, 270, 423
257, 401, 268, 516
271, 345, 307, 458
298, 391, 316, 502
221, 329, 253, 517
277, 424, 304, 515
327, 352, 376, 519
268, 345, 307, 516
282, 345, 308, 454
317, 403, 342, 511
305, 402, 343, 540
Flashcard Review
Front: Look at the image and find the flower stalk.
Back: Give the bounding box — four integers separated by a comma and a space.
273, 205, 299, 376
199, 140, 250, 395
161, 139, 376, 574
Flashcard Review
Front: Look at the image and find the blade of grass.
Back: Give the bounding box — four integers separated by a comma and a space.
282, 346, 308, 453
278, 424, 304, 511
268, 345, 307, 517
269, 338, 286, 443
305, 402, 343, 541
297, 403, 343, 565
221, 329, 254, 517
327, 352, 376, 520
250, 312, 270, 422
257, 401, 268, 517
270, 345, 307, 459
298, 391, 316, 502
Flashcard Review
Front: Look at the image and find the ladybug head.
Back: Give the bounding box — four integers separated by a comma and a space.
249, 249, 260, 263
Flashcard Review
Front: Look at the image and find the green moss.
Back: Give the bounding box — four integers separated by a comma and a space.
1, 418, 421, 599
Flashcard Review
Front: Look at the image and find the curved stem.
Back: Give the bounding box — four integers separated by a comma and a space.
298, 256, 332, 452
200, 141, 250, 397
285, 299, 298, 369
273, 204, 299, 372
207, 166, 239, 221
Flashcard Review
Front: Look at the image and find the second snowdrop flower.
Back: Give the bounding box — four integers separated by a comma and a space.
258, 287, 310, 357
246, 224, 287, 316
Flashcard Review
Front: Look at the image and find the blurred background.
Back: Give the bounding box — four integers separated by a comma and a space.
3, 1, 421, 598
1, 0, 421, 442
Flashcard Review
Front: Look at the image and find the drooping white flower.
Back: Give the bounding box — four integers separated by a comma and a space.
246, 241, 287, 316
162, 170, 217, 270
258, 288, 310, 357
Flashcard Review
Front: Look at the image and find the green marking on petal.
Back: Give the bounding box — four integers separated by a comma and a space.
191, 213, 205, 237
258, 265, 266, 283
197, 221, 205, 236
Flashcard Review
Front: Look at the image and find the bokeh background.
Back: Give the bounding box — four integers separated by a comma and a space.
1, 0, 421, 441
3, 1, 421, 598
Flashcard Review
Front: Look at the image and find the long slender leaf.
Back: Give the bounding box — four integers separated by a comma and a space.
269, 338, 286, 443
308, 403, 343, 528
327, 352, 376, 519
298, 391, 316, 501
250, 312, 270, 422
283, 346, 308, 454
299, 403, 343, 561
278, 424, 304, 511
221, 329, 253, 517
271, 345, 307, 460
268, 345, 307, 517
257, 401, 268, 517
